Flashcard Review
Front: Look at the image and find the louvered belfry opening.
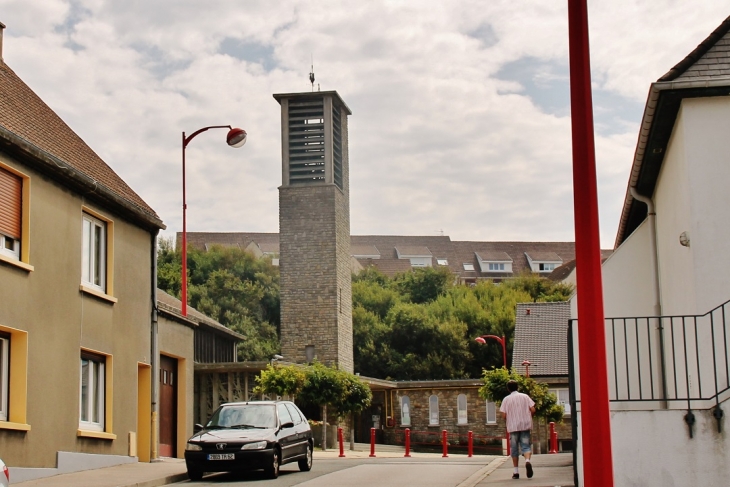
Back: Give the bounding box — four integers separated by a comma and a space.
332, 104, 343, 189
288, 96, 325, 185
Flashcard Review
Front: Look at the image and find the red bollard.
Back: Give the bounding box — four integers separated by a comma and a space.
549, 422, 558, 454
369, 427, 376, 457
404, 428, 412, 457
338, 427, 345, 457
468, 431, 473, 457
442, 430, 448, 457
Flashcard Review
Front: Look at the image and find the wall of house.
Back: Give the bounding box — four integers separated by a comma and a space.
0, 154, 153, 471
575, 406, 729, 487
158, 317, 195, 459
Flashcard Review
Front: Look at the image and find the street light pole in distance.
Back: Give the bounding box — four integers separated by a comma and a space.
181, 125, 247, 316
474, 334, 507, 369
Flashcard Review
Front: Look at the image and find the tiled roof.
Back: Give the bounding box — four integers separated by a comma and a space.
511, 302, 571, 377
395, 245, 432, 257
183, 232, 602, 281
0, 61, 161, 224
475, 251, 512, 262
525, 251, 562, 262
659, 16, 730, 82
258, 242, 279, 253
157, 289, 245, 341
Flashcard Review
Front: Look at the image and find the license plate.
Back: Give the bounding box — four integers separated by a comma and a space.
207, 453, 235, 460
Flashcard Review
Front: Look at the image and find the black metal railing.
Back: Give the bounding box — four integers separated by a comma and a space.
568, 299, 730, 435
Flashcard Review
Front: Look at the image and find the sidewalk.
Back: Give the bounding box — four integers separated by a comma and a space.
13, 451, 574, 487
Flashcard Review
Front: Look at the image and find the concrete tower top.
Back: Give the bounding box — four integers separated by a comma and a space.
273, 91, 352, 115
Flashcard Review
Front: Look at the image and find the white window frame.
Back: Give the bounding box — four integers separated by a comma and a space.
429, 395, 439, 425
486, 401, 497, 424
488, 262, 505, 271
81, 213, 106, 292
463, 263, 475, 271
549, 388, 571, 415
79, 354, 105, 432
457, 394, 468, 425
538, 262, 557, 272
0, 233, 19, 260
0, 336, 8, 422
400, 395, 411, 426
436, 258, 448, 266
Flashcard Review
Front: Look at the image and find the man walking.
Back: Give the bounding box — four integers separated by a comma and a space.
500, 380, 536, 479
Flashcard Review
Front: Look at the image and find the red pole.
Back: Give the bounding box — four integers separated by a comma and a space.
404, 428, 411, 457
468, 431, 473, 457
369, 427, 376, 457
549, 422, 557, 454
501, 336, 507, 368
181, 131, 188, 316
568, 1, 614, 486
441, 430, 448, 457
338, 427, 345, 457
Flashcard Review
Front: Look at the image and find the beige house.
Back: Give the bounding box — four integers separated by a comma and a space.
0, 24, 168, 481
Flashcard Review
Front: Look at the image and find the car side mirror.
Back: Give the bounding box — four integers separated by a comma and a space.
194, 423, 204, 433
282, 421, 295, 429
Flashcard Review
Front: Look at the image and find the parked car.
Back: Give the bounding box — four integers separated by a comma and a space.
0, 457, 9, 487
184, 400, 313, 481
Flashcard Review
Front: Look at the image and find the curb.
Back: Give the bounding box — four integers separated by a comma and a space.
133, 472, 189, 487
456, 457, 508, 487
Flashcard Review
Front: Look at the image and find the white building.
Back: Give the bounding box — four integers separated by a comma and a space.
572, 16, 730, 487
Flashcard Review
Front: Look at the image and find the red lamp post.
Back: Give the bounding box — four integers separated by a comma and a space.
474, 335, 507, 369
521, 360, 532, 378
181, 125, 247, 316
567, 1, 615, 485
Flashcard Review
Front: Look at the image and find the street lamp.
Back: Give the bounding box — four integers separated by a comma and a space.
521, 360, 533, 378
270, 354, 284, 366
474, 334, 507, 369
181, 125, 247, 316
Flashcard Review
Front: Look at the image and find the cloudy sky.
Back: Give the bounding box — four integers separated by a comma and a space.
1, 1, 727, 248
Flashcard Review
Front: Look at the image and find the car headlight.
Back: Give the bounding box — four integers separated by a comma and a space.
186, 443, 203, 451
241, 441, 267, 450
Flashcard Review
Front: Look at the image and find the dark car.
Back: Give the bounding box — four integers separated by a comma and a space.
184, 400, 313, 481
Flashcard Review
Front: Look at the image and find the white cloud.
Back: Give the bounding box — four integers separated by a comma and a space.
0, 0, 726, 248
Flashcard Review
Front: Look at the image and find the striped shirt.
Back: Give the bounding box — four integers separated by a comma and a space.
500, 391, 535, 433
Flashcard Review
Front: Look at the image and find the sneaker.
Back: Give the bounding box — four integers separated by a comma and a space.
526, 461, 533, 478
512, 473, 519, 479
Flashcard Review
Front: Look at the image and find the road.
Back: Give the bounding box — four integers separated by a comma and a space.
170, 456, 501, 487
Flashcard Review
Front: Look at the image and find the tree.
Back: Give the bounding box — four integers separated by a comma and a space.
393, 266, 453, 304
253, 364, 306, 399
298, 363, 347, 451
478, 368, 564, 424
333, 374, 372, 450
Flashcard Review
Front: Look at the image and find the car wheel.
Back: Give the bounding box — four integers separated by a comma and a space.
187, 469, 203, 481
266, 449, 280, 479
298, 443, 313, 472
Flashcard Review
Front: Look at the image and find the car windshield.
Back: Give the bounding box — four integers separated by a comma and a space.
207, 404, 277, 429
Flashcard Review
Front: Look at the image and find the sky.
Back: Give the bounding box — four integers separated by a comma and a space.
0, 1, 727, 248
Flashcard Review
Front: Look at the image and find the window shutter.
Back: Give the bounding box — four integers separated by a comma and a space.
0, 168, 22, 239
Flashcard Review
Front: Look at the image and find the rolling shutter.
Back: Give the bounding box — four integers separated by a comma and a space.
0, 167, 22, 239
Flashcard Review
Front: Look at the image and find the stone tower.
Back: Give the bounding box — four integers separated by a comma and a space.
274, 91, 353, 372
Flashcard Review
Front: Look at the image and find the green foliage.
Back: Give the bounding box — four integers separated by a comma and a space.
253, 364, 306, 397
334, 373, 373, 417
393, 267, 453, 304
478, 368, 564, 423
298, 362, 347, 408
157, 239, 281, 361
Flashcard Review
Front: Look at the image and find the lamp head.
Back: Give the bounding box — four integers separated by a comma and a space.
475, 337, 486, 344
226, 127, 247, 148
272, 354, 284, 361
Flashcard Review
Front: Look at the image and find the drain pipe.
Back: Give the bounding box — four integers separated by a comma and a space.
150, 231, 160, 460
629, 187, 667, 407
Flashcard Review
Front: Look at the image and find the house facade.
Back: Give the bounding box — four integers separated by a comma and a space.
570, 16, 730, 486
0, 25, 166, 481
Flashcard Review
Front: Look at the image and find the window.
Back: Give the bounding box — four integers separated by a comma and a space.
486, 401, 497, 424
400, 396, 411, 426
277, 403, 294, 425
539, 263, 557, 272
436, 259, 448, 266
549, 388, 571, 415
284, 403, 303, 425
463, 263, 475, 271
0, 166, 23, 262
0, 335, 8, 422
82, 213, 106, 292
488, 263, 505, 271
457, 394, 468, 425
80, 352, 106, 432
429, 395, 439, 425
